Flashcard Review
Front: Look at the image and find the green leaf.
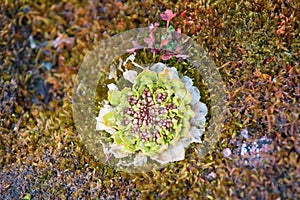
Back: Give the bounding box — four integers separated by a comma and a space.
120, 87, 131, 96
172, 79, 184, 90
108, 90, 121, 106
137, 84, 149, 94
182, 92, 192, 105
121, 134, 132, 145
184, 105, 195, 118
148, 143, 161, 153
103, 112, 116, 126
123, 144, 136, 152
118, 88, 131, 106
114, 133, 123, 144
135, 70, 158, 88
174, 88, 187, 99
168, 25, 175, 33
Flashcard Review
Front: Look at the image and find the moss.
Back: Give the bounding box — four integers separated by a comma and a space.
0, 0, 299, 199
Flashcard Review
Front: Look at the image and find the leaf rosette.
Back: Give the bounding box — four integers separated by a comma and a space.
96, 62, 207, 166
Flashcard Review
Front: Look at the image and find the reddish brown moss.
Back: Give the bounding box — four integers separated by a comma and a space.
0, 0, 299, 199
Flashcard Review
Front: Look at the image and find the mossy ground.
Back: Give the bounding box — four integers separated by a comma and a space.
0, 0, 299, 199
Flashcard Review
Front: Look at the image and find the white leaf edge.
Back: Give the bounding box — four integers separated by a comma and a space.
107, 83, 119, 91
108, 143, 130, 158
123, 70, 138, 84
96, 104, 116, 134
151, 144, 185, 165
108, 64, 117, 79
150, 62, 167, 73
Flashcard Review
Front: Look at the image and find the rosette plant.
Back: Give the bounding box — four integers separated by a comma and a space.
128, 9, 188, 61
96, 59, 207, 166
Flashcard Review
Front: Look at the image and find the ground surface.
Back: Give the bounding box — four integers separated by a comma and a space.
0, 0, 299, 199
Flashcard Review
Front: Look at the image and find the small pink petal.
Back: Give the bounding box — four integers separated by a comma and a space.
160, 9, 177, 21
177, 28, 182, 34
162, 52, 173, 60
149, 22, 160, 29
160, 39, 169, 47
160, 13, 168, 21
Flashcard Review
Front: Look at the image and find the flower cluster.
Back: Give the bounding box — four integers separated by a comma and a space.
96, 61, 207, 166
125, 88, 174, 140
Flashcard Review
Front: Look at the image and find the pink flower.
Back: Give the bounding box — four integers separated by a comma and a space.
143, 23, 160, 48
160, 9, 177, 30
162, 51, 173, 60
176, 28, 182, 34
149, 22, 160, 31
160, 9, 177, 21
